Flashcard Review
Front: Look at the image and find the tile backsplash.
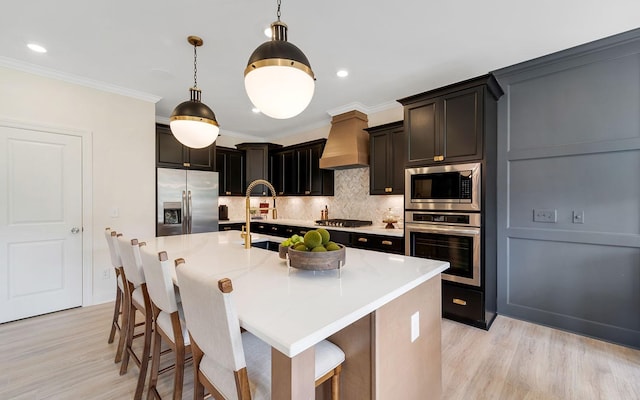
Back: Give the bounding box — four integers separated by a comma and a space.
218, 167, 404, 227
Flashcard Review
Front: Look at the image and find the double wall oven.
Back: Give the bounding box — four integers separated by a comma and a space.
405, 162, 482, 288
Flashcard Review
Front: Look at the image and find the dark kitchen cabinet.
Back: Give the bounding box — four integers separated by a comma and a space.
350, 232, 404, 255
216, 147, 245, 196
236, 143, 282, 196
270, 149, 296, 196
366, 121, 405, 195
398, 75, 502, 166
270, 139, 334, 196
442, 282, 485, 325
156, 123, 215, 171
297, 141, 334, 195
219, 222, 244, 232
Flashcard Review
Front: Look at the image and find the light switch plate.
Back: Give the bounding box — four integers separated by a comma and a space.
572, 210, 585, 224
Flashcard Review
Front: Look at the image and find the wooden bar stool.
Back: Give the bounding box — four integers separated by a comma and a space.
140, 249, 191, 400
104, 228, 127, 363
117, 236, 153, 400
175, 260, 345, 400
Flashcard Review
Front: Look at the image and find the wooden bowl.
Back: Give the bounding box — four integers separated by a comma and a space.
286, 244, 346, 271
278, 243, 289, 259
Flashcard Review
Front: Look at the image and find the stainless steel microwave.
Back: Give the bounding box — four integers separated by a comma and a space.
405, 162, 481, 211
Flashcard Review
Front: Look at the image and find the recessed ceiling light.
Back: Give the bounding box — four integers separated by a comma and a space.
252, 107, 261, 114
336, 69, 349, 78
27, 43, 47, 53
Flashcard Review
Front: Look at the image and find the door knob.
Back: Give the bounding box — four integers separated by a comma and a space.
71, 227, 81, 234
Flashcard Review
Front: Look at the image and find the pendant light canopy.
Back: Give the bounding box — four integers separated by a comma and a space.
170, 35, 219, 149
244, 0, 315, 119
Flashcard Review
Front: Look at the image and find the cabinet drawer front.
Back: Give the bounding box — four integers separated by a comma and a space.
442, 283, 483, 322
351, 234, 404, 254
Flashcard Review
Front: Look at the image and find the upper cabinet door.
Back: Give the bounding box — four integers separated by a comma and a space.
156, 124, 215, 171
216, 147, 244, 196
441, 86, 483, 162
367, 121, 405, 195
399, 74, 501, 167
406, 98, 439, 165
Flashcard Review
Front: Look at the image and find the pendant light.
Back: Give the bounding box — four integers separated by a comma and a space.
170, 36, 219, 149
244, 0, 315, 119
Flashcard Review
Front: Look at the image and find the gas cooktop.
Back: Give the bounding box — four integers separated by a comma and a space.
315, 219, 373, 228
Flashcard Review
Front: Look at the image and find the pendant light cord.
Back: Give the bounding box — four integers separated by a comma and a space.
276, 0, 281, 21
193, 43, 198, 89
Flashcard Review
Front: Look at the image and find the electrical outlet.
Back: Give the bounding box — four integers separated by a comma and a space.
533, 209, 557, 223
411, 312, 420, 342
101, 268, 110, 280
572, 210, 585, 224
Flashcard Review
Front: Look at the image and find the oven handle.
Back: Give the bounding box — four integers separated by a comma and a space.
405, 224, 480, 236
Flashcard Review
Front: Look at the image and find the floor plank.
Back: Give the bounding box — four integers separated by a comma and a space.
0, 303, 638, 399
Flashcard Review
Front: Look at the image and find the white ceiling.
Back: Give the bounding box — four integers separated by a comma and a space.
2, 0, 640, 141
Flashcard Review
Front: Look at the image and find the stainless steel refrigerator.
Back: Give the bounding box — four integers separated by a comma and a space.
156, 168, 219, 236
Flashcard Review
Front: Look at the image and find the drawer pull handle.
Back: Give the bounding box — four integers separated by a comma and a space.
223, 226, 231, 231
385, 187, 392, 193
225, 191, 231, 195
452, 298, 467, 306
258, 225, 265, 229
286, 229, 293, 233
381, 240, 392, 246
358, 237, 368, 243
433, 155, 444, 162
305, 190, 311, 195
271, 227, 278, 230
300, 230, 307, 234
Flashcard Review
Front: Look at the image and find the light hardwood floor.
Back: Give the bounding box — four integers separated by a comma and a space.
0, 303, 638, 399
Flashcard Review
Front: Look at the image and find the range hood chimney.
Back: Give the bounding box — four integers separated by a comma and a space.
319, 110, 369, 170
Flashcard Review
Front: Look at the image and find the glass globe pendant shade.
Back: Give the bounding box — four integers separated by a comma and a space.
244, 21, 315, 119
170, 87, 219, 149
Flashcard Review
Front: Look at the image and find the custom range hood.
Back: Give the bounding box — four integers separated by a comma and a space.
319, 110, 369, 169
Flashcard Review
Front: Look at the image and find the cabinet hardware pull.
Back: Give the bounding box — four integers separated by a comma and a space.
279, 192, 284, 195
271, 227, 277, 230
452, 298, 467, 306
286, 229, 293, 233
183, 162, 191, 167
305, 190, 310, 195
225, 191, 231, 195
223, 226, 231, 231
358, 237, 368, 243
381, 240, 392, 245
433, 155, 444, 162
259, 225, 264, 229
300, 230, 307, 234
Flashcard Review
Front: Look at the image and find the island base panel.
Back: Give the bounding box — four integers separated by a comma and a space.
374, 276, 442, 400
272, 346, 315, 400
318, 314, 374, 399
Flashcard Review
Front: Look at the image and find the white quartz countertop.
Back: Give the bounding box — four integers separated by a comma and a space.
144, 231, 447, 357
220, 218, 404, 237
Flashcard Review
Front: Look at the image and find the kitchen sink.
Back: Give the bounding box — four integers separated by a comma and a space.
250, 240, 280, 252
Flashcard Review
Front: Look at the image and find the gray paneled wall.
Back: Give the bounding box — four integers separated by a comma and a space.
494, 28, 640, 349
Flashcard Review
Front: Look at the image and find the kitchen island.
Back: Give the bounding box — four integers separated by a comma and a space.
144, 230, 448, 400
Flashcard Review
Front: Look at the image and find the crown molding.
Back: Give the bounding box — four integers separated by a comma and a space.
0, 57, 162, 104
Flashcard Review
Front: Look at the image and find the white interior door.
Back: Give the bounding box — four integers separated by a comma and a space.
0, 126, 83, 323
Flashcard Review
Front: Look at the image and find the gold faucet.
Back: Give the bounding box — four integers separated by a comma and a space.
241, 179, 278, 249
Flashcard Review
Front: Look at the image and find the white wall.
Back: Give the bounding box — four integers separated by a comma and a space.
0, 66, 156, 304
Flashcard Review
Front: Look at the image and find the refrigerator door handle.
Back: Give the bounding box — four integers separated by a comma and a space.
187, 190, 193, 234
182, 190, 187, 234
